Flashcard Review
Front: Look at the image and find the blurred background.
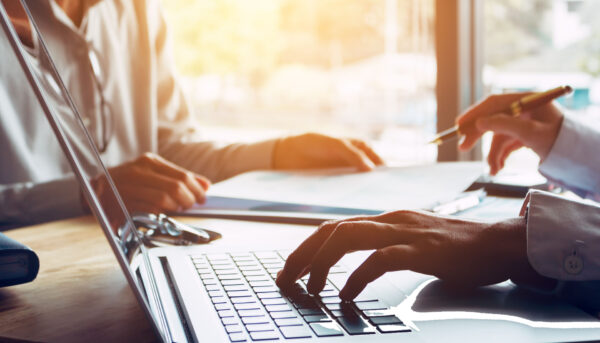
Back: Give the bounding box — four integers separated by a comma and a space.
161, 0, 600, 168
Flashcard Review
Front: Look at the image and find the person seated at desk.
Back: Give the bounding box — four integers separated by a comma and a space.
0, 0, 383, 228
277, 92, 600, 310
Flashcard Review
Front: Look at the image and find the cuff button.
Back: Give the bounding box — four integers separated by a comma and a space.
564, 255, 583, 275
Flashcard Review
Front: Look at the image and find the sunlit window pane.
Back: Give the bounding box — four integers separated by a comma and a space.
484, 0, 600, 171
162, 0, 436, 165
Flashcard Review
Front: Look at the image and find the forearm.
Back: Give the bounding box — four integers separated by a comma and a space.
159, 139, 277, 183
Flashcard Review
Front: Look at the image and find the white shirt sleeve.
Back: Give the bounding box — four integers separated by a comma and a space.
524, 189, 600, 281
539, 116, 600, 197
0, 176, 85, 228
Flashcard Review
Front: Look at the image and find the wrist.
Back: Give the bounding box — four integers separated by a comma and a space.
272, 137, 285, 169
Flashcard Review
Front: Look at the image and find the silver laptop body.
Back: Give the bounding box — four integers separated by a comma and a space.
3, 2, 600, 342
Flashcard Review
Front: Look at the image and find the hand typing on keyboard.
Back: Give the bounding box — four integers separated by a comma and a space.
276, 210, 546, 301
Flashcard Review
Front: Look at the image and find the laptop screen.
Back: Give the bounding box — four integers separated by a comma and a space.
0, 2, 168, 341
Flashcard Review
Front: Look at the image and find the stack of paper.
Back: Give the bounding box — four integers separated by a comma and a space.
182, 162, 484, 220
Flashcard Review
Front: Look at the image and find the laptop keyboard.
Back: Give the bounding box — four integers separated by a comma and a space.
191, 251, 410, 341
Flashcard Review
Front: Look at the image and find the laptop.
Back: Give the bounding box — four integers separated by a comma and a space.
3, 2, 600, 342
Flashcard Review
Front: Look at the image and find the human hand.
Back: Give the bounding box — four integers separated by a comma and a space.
273, 133, 384, 172
457, 93, 564, 175
276, 211, 531, 301
92, 153, 210, 214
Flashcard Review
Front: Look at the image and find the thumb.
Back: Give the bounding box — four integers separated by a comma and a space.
476, 115, 535, 142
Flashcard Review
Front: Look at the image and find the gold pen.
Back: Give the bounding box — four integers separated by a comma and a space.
429, 85, 573, 145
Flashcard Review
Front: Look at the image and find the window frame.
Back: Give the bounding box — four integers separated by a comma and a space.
435, 0, 483, 161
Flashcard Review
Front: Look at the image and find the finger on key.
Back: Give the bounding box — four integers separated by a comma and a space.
306, 221, 413, 295
339, 245, 417, 301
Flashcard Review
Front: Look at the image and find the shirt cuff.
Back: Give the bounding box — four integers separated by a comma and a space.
539, 116, 600, 195
0, 176, 85, 227
525, 189, 600, 281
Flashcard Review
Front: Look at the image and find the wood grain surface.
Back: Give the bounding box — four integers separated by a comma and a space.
0, 217, 157, 343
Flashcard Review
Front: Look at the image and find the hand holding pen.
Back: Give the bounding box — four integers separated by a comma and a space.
431, 86, 572, 175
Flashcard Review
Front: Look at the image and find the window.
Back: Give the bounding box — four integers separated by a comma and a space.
483, 0, 600, 171
161, 0, 436, 165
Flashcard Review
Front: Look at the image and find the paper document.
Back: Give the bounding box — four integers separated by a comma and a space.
195, 162, 483, 212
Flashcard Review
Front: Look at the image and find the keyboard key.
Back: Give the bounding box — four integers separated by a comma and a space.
303, 314, 330, 323
211, 296, 227, 304
245, 323, 276, 332
249, 330, 279, 341
253, 286, 278, 293
205, 284, 220, 291
243, 270, 268, 277
257, 292, 281, 299
274, 318, 302, 327
324, 303, 342, 311
219, 309, 234, 318
211, 260, 234, 266
279, 325, 312, 339
231, 297, 256, 304
377, 324, 410, 333
238, 309, 264, 317
209, 290, 225, 297
260, 298, 286, 306
320, 296, 342, 304
355, 301, 388, 311
298, 308, 325, 316
270, 311, 298, 319
222, 317, 240, 325
229, 332, 247, 342
330, 308, 357, 318
228, 291, 253, 298
370, 316, 403, 325
237, 261, 260, 267
242, 316, 270, 325
202, 279, 217, 286
215, 303, 232, 311
309, 322, 344, 337
318, 289, 337, 297
260, 262, 284, 268
196, 268, 212, 274
337, 315, 376, 335
223, 285, 250, 292
265, 304, 292, 312
239, 266, 262, 272
250, 281, 273, 287
362, 309, 396, 317
226, 324, 243, 333
220, 275, 244, 281
235, 303, 261, 311
254, 252, 280, 260
199, 273, 214, 279
213, 265, 237, 270
222, 279, 245, 286
246, 275, 271, 282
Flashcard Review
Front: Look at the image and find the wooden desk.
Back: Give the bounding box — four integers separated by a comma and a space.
0, 216, 158, 343
0, 216, 315, 343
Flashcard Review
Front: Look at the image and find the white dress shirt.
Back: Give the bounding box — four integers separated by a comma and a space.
524, 115, 600, 282
0, 0, 276, 227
